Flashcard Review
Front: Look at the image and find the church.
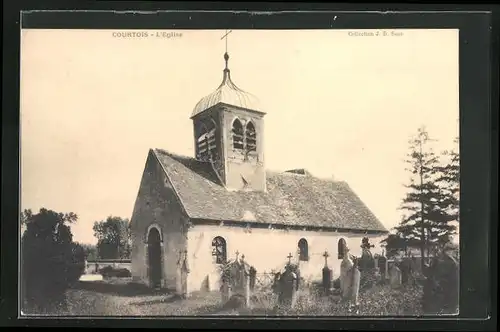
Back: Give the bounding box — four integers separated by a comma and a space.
129, 41, 388, 295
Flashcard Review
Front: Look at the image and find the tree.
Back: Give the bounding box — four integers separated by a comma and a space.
435, 137, 460, 246
380, 232, 420, 259
21, 208, 84, 313
392, 127, 457, 269
93, 216, 131, 259
81, 243, 98, 261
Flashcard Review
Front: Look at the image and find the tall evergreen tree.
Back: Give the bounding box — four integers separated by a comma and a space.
394, 127, 456, 269
435, 137, 460, 246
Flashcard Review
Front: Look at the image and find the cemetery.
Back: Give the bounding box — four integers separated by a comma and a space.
42, 236, 457, 317
205, 237, 431, 316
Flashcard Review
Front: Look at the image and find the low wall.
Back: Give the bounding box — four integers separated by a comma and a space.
85, 260, 131, 274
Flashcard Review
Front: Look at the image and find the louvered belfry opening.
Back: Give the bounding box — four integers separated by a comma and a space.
197, 120, 217, 161
232, 119, 244, 150
245, 121, 257, 153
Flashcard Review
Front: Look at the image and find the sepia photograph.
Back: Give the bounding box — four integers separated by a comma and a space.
20, 27, 460, 317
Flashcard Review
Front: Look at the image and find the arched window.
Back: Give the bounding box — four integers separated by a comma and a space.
211, 236, 227, 264
338, 238, 347, 259
298, 238, 309, 261
245, 122, 257, 153
232, 119, 244, 150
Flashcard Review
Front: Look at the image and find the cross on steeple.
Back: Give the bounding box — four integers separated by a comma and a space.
220, 29, 233, 70
221, 29, 232, 54
287, 252, 293, 264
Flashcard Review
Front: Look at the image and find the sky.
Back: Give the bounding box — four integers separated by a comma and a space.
20, 29, 459, 245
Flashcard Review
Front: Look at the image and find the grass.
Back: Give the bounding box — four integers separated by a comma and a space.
22, 278, 424, 317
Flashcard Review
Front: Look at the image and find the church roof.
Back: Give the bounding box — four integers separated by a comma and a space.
152, 148, 388, 233
191, 53, 262, 118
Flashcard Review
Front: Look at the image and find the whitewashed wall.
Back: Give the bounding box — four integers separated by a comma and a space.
187, 224, 386, 293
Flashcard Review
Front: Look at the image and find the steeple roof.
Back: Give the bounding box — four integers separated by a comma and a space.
191, 52, 262, 118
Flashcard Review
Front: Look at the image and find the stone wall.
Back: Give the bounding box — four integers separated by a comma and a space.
84, 260, 131, 275
129, 150, 189, 289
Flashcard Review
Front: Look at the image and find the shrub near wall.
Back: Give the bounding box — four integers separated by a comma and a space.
98, 266, 132, 279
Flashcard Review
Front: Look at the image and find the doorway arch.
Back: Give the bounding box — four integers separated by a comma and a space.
147, 226, 163, 289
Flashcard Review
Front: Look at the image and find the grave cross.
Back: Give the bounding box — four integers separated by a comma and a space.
287, 252, 293, 264
235, 250, 240, 260
323, 250, 330, 266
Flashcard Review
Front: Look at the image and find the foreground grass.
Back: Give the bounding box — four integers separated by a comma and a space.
244, 283, 424, 316
23, 278, 424, 317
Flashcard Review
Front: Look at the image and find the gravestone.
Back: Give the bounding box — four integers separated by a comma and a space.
278, 264, 298, 309
220, 267, 231, 304
389, 263, 402, 289
249, 266, 257, 291
220, 251, 251, 309
359, 238, 377, 288
373, 255, 380, 273
347, 259, 361, 311
274, 253, 300, 310
340, 249, 354, 299
377, 253, 388, 281
399, 257, 413, 285
322, 251, 333, 294
422, 246, 459, 315
272, 272, 282, 294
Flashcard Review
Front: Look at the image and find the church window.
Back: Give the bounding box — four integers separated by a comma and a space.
245, 121, 257, 153
211, 236, 227, 264
298, 238, 309, 261
232, 119, 244, 150
338, 238, 347, 259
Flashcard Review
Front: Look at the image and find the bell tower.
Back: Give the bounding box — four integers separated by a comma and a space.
191, 30, 266, 192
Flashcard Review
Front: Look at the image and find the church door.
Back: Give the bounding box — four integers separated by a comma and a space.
147, 228, 162, 289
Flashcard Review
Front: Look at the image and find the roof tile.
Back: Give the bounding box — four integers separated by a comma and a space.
153, 148, 387, 233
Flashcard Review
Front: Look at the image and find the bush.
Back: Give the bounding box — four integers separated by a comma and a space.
99, 266, 131, 278
21, 209, 84, 314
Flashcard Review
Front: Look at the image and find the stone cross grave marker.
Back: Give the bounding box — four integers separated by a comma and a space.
220, 251, 251, 309
359, 238, 377, 289
277, 256, 299, 310
322, 251, 333, 294
323, 250, 329, 266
